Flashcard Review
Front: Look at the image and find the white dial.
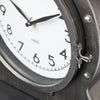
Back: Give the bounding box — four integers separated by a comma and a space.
0, 0, 71, 79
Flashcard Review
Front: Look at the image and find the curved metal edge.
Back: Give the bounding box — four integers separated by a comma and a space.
74, 0, 100, 99
0, 55, 53, 88
73, 0, 100, 81
86, 89, 92, 100
90, 0, 100, 78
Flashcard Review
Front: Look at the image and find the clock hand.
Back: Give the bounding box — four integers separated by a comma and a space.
10, 0, 29, 22
26, 14, 60, 27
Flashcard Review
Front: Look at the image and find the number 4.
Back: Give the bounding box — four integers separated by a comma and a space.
60, 49, 67, 60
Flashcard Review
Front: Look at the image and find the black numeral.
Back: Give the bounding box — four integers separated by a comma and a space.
48, 55, 55, 67
65, 30, 70, 43
65, 38, 70, 43
0, 5, 6, 15
59, 15, 63, 20
18, 41, 24, 51
33, 53, 40, 64
60, 49, 67, 60
65, 30, 68, 33
7, 24, 12, 35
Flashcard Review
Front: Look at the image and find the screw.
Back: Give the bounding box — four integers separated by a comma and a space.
84, 15, 93, 24
84, 72, 91, 79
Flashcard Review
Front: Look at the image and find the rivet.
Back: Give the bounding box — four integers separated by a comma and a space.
84, 15, 93, 24
84, 72, 91, 79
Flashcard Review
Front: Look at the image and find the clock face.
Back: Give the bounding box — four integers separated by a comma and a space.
0, 0, 71, 79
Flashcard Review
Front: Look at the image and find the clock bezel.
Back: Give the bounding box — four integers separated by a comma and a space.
0, 0, 84, 93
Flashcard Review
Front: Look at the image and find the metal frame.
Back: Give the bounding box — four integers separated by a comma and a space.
0, 0, 100, 99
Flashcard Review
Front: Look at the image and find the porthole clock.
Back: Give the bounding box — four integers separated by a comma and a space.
0, 0, 100, 99
0, 0, 87, 93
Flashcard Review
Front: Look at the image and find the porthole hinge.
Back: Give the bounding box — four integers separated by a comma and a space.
77, 44, 92, 68
79, 52, 92, 63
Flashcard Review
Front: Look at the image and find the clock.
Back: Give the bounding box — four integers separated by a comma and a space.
0, 0, 86, 93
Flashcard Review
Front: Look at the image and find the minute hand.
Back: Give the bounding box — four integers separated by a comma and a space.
26, 14, 60, 27
10, 0, 29, 22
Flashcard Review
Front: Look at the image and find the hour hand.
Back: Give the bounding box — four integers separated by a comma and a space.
26, 14, 60, 27
10, 0, 29, 22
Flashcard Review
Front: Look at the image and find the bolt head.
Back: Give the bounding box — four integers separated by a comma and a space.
84, 15, 93, 24
84, 72, 91, 79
